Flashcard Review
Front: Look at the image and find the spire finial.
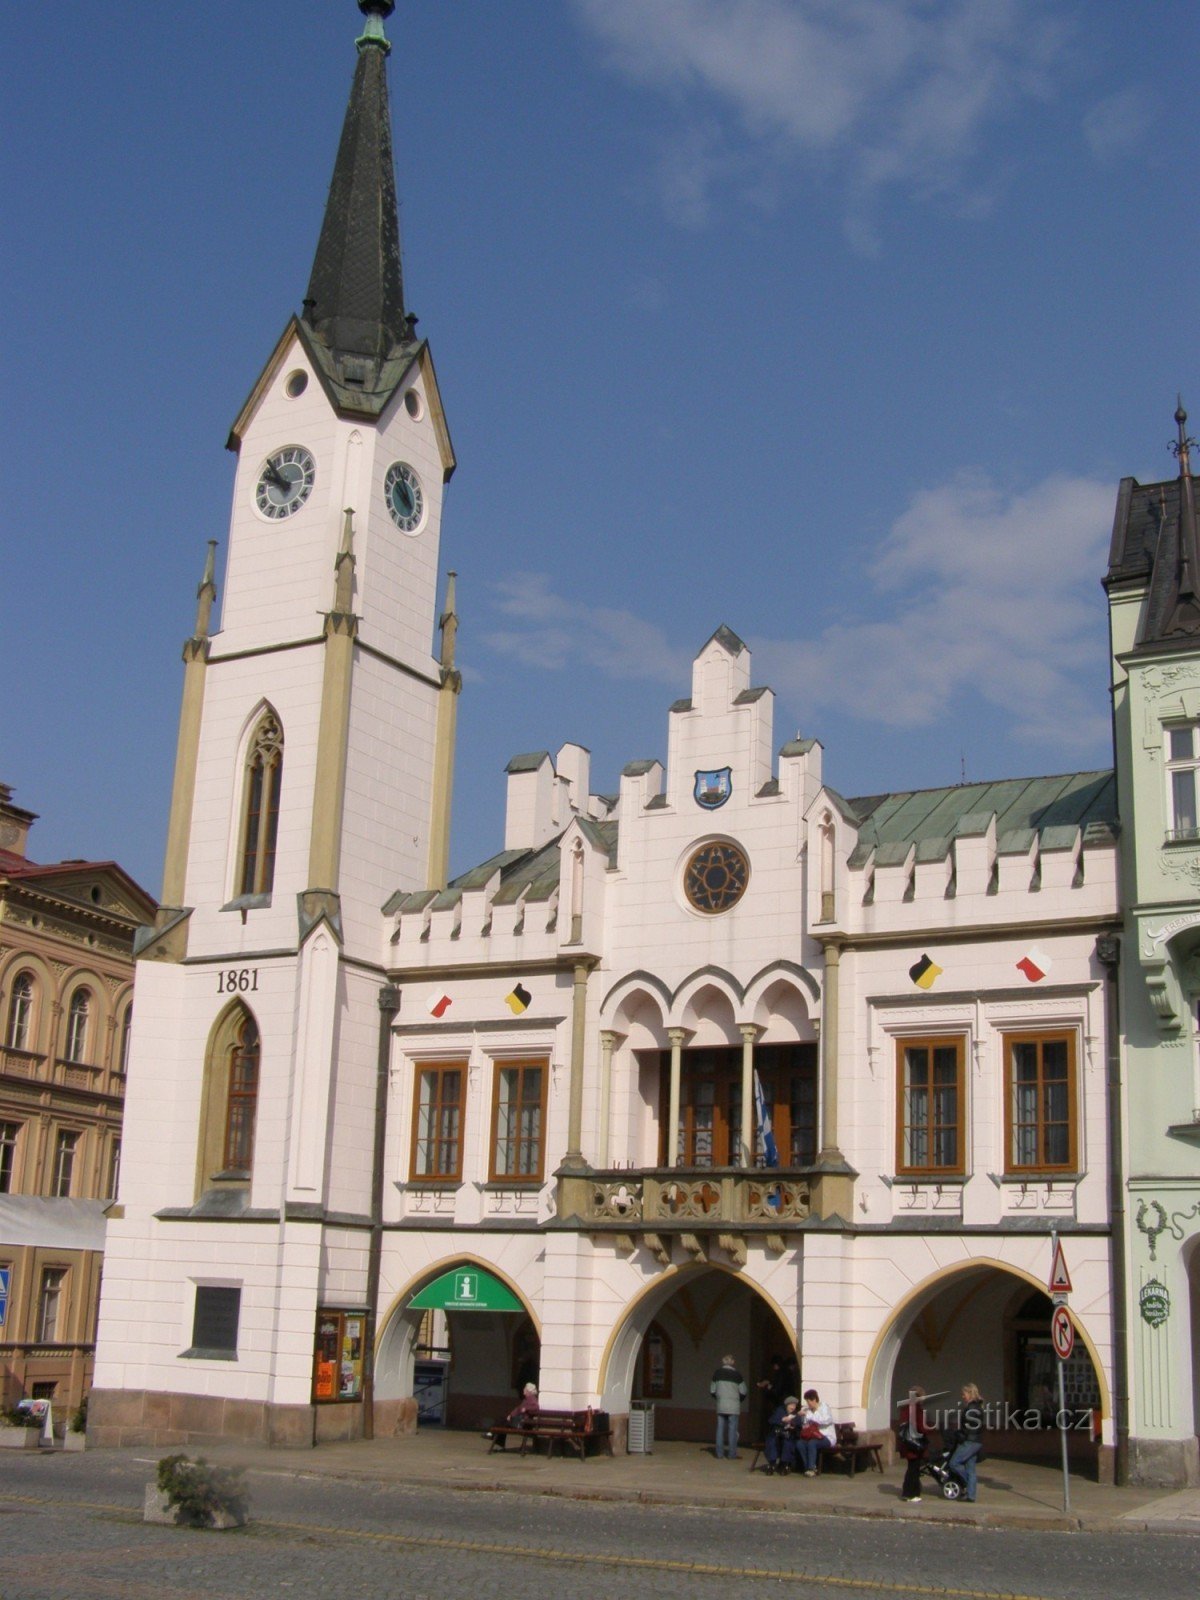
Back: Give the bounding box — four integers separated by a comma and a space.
357, 0, 394, 53
1173, 394, 1195, 475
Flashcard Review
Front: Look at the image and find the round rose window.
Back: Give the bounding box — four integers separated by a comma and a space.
684, 840, 749, 913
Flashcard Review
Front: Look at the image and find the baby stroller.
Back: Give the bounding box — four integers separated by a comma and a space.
920, 1441, 983, 1500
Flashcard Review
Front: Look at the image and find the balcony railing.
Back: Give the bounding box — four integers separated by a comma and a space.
559, 1165, 833, 1230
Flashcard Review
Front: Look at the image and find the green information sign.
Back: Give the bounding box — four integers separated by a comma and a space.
409, 1267, 523, 1313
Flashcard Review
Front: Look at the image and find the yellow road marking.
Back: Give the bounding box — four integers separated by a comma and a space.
4, 1494, 1055, 1600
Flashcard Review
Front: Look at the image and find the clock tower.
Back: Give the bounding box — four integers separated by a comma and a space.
91, 0, 460, 1445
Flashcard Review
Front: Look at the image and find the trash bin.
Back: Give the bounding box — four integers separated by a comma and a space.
628, 1400, 655, 1454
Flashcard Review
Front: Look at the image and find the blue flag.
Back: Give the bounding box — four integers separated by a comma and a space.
754, 1070, 779, 1167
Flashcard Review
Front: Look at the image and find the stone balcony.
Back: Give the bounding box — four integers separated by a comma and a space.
555, 1163, 855, 1254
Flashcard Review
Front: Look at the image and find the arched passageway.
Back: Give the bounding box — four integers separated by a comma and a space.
867, 1263, 1107, 1466
603, 1265, 796, 1443
375, 1261, 539, 1431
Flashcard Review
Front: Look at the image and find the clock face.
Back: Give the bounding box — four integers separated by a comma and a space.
385, 461, 424, 533
255, 446, 316, 519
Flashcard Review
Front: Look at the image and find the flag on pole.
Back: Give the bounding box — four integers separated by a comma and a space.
754, 1070, 779, 1168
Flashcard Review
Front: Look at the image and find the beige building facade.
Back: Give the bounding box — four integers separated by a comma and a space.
0, 782, 155, 1420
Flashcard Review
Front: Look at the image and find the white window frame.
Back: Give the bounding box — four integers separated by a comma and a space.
1165, 720, 1200, 841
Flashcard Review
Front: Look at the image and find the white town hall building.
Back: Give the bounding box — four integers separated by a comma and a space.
91, 1, 1124, 1469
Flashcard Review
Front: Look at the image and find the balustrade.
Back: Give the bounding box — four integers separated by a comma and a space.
572, 1166, 819, 1228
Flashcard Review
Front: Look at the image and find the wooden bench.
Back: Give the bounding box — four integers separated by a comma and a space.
817, 1423, 884, 1477
487, 1408, 612, 1461
750, 1423, 883, 1476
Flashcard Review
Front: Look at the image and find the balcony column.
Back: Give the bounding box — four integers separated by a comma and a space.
563, 959, 595, 1170
738, 1023, 760, 1166
598, 1030, 617, 1167
667, 1027, 687, 1167
818, 940, 845, 1163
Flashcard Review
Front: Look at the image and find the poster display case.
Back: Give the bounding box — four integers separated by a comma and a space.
312, 1307, 368, 1403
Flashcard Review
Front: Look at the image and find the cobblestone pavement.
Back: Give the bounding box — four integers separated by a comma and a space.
1, 1451, 1197, 1600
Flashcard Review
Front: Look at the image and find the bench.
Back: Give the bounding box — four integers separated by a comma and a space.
487, 1408, 612, 1461
817, 1423, 884, 1477
750, 1422, 883, 1476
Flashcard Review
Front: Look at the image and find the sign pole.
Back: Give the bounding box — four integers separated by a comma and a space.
1051, 1227, 1071, 1515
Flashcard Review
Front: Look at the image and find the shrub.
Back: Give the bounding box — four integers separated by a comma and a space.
70, 1398, 88, 1434
155, 1453, 248, 1528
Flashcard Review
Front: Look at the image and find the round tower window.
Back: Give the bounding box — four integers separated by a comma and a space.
404, 388, 423, 420
683, 840, 749, 914
285, 370, 308, 398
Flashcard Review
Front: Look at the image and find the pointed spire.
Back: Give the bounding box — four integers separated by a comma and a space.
1164, 397, 1200, 635
439, 570, 458, 674
333, 508, 357, 614
304, 1, 412, 370
193, 540, 218, 639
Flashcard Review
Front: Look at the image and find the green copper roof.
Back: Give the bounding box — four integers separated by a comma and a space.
301, 3, 417, 410
846, 770, 1116, 869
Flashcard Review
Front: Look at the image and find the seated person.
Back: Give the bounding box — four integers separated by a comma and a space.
763, 1394, 801, 1475
795, 1387, 836, 1475
491, 1382, 539, 1449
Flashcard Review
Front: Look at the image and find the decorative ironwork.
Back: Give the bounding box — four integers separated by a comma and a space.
683, 840, 749, 913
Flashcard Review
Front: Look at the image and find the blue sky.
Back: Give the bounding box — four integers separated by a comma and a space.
4, 0, 1198, 894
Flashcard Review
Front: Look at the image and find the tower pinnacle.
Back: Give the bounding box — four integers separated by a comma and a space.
302, 0, 415, 399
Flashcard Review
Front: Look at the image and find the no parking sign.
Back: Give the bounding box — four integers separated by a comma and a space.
1051, 1303, 1075, 1361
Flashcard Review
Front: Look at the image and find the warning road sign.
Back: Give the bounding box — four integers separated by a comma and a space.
1051, 1304, 1075, 1361
1048, 1238, 1072, 1297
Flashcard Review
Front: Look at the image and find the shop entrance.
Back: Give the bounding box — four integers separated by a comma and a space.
606, 1265, 797, 1443
375, 1262, 539, 1431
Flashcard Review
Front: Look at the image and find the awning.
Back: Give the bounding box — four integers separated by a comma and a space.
0, 1196, 108, 1251
409, 1266, 523, 1313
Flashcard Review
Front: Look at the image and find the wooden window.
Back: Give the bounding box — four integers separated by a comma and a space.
0, 1121, 20, 1193
490, 1059, 547, 1181
6, 971, 34, 1051
38, 1267, 67, 1342
655, 1043, 818, 1167
222, 1015, 260, 1174
53, 1130, 79, 1197
411, 1063, 465, 1182
118, 1005, 133, 1073
239, 712, 284, 896
108, 1137, 122, 1198
1005, 1032, 1076, 1172
897, 1036, 965, 1175
1166, 722, 1200, 840
64, 988, 90, 1064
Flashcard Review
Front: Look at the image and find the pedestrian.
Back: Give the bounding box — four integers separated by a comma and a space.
491, 1382, 539, 1451
947, 1382, 985, 1502
763, 1394, 801, 1475
894, 1384, 932, 1502
795, 1387, 836, 1475
756, 1354, 788, 1435
709, 1353, 748, 1460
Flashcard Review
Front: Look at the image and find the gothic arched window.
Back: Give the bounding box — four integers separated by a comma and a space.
6, 971, 34, 1051
239, 711, 284, 896
65, 988, 91, 1064
223, 1015, 261, 1174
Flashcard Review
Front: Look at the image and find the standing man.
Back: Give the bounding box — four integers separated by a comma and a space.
710, 1353, 748, 1460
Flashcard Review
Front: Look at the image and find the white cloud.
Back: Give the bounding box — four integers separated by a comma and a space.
1083, 88, 1150, 162
484, 472, 1113, 755
485, 573, 691, 684
572, 0, 1069, 245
